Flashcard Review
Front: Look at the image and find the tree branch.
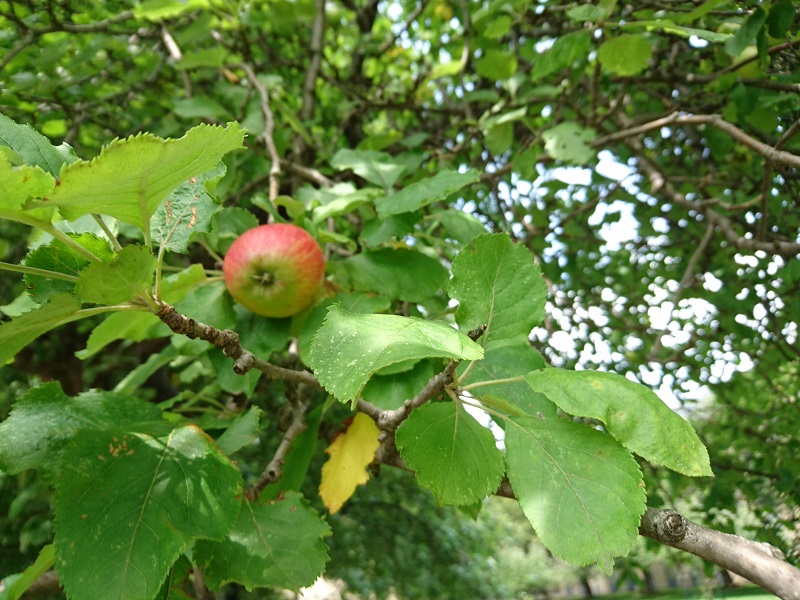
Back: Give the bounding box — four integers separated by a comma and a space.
639, 507, 800, 600
155, 302, 319, 385
596, 112, 800, 170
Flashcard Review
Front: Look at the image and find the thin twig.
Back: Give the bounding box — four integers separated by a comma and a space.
245, 400, 308, 500
595, 112, 800, 169
237, 63, 282, 202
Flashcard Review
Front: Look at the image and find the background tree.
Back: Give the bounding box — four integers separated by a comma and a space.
1, 1, 799, 599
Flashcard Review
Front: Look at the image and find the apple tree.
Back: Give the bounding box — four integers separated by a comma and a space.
1, 1, 800, 599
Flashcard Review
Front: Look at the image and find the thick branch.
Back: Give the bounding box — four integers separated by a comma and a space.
640, 508, 800, 600
155, 302, 318, 385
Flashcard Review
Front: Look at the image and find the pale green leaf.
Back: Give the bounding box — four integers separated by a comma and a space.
475, 50, 518, 80
396, 402, 504, 505
0, 153, 55, 223
38, 122, 245, 229
505, 417, 645, 572
622, 20, 730, 43
54, 423, 242, 600
76, 244, 157, 305
24, 234, 113, 302
195, 493, 330, 591
531, 31, 591, 81
450, 233, 548, 344
77, 312, 161, 359
438, 209, 487, 243
134, 0, 210, 21
308, 306, 483, 404
375, 170, 479, 218
330, 149, 406, 189
215, 406, 261, 456
0, 382, 163, 477
597, 34, 653, 76
0, 294, 82, 365
0, 544, 55, 600
525, 369, 712, 476
542, 121, 597, 165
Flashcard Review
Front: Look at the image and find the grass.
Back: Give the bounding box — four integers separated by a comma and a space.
582, 587, 778, 600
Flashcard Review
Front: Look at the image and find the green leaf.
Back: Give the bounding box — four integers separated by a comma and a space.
396, 402, 504, 505
76, 244, 157, 305
460, 341, 556, 418
0, 113, 77, 176
360, 213, 419, 246
330, 149, 406, 189
54, 423, 242, 600
337, 248, 448, 304
311, 186, 381, 224
175, 281, 236, 330
597, 34, 652, 76
151, 162, 226, 253
476, 49, 518, 80
725, 8, 766, 56
215, 406, 261, 456
531, 31, 591, 81
308, 306, 483, 404
622, 20, 730, 43
134, 0, 211, 21
174, 47, 229, 70
505, 417, 646, 572
450, 233, 548, 345
195, 492, 330, 591
542, 122, 597, 165
566, 5, 608, 22
362, 360, 436, 410
77, 312, 161, 359
375, 170, 479, 218
0, 153, 55, 222
39, 122, 245, 229
766, 0, 795, 38
525, 370, 712, 476
260, 406, 324, 500
0, 544, 54, 600
206, 207, 260, 254
0, 382, 163, 477
0, 294, 82, 365
22, 234, 110, 302
438, 209, 487, 243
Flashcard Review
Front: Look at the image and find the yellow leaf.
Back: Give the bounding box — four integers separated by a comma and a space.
319, 413, 380, 514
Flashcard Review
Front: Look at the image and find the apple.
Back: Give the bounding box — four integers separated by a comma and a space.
223, 223, 325, 318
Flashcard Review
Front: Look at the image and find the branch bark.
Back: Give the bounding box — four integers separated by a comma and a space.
640, 507, 800, 600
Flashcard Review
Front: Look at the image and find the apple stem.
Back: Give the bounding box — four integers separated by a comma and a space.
252, 272, 275, 286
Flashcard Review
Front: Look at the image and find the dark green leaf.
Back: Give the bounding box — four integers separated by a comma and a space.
195, 493, 330, 591
54, 423, 242, 600
375, 170, 479, 218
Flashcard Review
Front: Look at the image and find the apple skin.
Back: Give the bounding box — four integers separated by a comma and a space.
223, 223, 325, 318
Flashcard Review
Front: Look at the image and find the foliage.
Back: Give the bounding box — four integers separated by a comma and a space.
1, 0, 799, 598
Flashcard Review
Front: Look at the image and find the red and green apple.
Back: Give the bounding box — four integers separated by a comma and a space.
223, 223, 325, 318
